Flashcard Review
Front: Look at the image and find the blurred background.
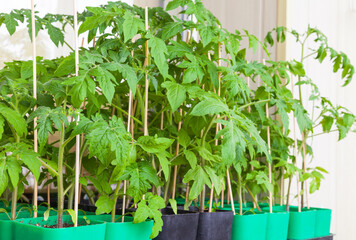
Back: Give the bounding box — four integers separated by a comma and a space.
1, 1, 356, 239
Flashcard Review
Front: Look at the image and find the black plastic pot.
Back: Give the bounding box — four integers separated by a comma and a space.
196, 210, 234, 240
288, 234, 334, 240
155, 208, 199, 240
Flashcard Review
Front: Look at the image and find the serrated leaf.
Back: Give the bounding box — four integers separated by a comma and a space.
119, 162, 160, 202
4, 14, 18, 35
162, 21, 183, 40
137, 136, 174, 153
178, 129, 190, 148
0, 103, 27, 137
169, 199, 177, 215
183, 165, 211, 200
20, 61, 33, 79
6, 158, 21, 187
123, 11, 144, 42
95, 195, 115, 215
0, 116, 4, 139
0, 160, 8, 196
191, 97, 228, 116
184, 150, 197, 169
156, 151, 171, 181
199, 26, 213, 47
148, 34, 169, 78
162, 81, 186, 112
46, 23, 64, 47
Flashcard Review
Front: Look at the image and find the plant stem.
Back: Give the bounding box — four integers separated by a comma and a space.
111, 102, 143, 125
11, 134, 20, 220
238, 99, 270, 110
245, 185, 261, 212
111, 182, 121, 223
238, 175, 242, 215
57, 122, 65, 228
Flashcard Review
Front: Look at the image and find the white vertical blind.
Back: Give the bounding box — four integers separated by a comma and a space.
286, 0, 356, 238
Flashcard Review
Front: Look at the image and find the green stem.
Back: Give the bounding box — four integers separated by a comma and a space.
238, 99, 270, 110
111, 182, 121, 223
238, 175, 242, 215
111, 103, 143, 125
57, 122, 65, 228
11, 134, 20, 220
245, 185, 261, 212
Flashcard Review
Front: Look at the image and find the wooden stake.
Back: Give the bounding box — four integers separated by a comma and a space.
30, 0, 39, 218
157, 109, 164, 197
73, 0, 80, 227
280, 127, 285, 206
302, 132, 309, 209
263, 59, 273, 214
226, 169, 235, 215
172, 109, 183, 200
209, 42, 222, 212
291, 76, 302, 212
144, 6, 149, 137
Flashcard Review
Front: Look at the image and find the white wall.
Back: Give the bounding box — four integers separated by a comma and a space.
286, 0, 356, 238
0, 0, 133, 67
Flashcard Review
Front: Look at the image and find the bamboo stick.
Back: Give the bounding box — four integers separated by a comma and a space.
171, 109, 183, 200
226, 169, 235, 215
73, 0, 80, 227
157, 109, 164, 197
144, 6, 149, 137
30, 0, 38, 218
302, 132, 309, 209
209, 42, 222, 212
291, 76, 302, 212
263, 59, 273, 214
280, 127, 285, 206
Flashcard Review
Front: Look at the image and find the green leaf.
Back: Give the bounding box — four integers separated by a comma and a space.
183, 165, 211, 200
162, 21, 183, 40
137, 136, 174, 153
78, 15, 106, 34
87, 116, 131, 166
0, 116, 4, 139
21, 61, 33, 79
184, 150, 197, 169
54, 55, 74, 77
46, 23, 64, 47
178, 129, 190, 148
205, 166, 223, 195
199, 26, 213, 47
123, 12, 144, 42
4, 14, 18, 35
112, 63, 138, 96
293, 103, 313, 132
6, 158, 21, 187
156, 151, 171, 181
43, 209, 50, 221
169, 199, 178, 215
28, 107, 67, 150
95, 195, 115, 215
321, 116, 334, 133
191, 97, 228, 116
162, 81, 186, 112
0, 103, 27, 137
0, 160, 8, 196
148, 34, 169, 78
120, 162, 160, 201
91, 66, 116, 103
66, 209, 77, 225
134, 193, 165, 239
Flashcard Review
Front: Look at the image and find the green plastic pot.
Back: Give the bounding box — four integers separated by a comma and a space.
262, 210, 290, 240
231, 212, 267, 240
288, 208, 316, 239
311, 207, 332, 237
0, 210, 45, 240
86, 214, 153, 240
13, 215, 106, 240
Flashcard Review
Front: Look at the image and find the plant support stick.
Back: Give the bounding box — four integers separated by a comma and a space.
73, 0, 80, 227
31, 0, 38, 218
